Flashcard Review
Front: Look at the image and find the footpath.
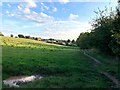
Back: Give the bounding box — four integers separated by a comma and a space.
83, 50, 120, 88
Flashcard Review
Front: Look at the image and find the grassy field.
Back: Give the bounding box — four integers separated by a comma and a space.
1, 36, 119, 88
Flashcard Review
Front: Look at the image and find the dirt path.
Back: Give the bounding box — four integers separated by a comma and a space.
84, 52, 102, 64
83, 51, 120, 88
101, 72, 120, 88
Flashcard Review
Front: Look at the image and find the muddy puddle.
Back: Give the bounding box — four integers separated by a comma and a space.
3, 75, 43, 87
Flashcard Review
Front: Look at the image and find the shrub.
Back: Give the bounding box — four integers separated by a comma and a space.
18, 34, 24, 38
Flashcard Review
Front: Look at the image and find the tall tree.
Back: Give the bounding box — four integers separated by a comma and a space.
72, 39, 75, 44
10, 34, 13, 37
77, 3, 120, 59
108, 0, 120, 60
76, 32, 92, 49
67, 39, 71, 43
0, 32, 4, 36
18, 34, 24, 38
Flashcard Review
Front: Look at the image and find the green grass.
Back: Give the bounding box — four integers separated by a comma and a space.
1, 36, 118, 88
85, 49, 120, 80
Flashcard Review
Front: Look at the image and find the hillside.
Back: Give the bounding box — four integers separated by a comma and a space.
0, 36, 70, 48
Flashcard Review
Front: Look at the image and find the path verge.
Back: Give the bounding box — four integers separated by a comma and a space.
83, 50, 120, 88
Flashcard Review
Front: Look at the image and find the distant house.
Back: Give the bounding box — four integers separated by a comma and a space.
47, 39, 67, 45
41, 39, 49, 42
41, 38, 76, 46
55, 40, 66, 45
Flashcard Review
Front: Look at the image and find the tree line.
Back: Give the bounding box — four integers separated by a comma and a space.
76, 1, 120, 60
0, 33, 76, 46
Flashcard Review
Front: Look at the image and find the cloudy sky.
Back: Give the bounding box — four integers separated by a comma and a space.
0, 0, 118, 40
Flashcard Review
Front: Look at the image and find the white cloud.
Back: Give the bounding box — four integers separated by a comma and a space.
10, 14, 15, 17
32, 11, 38, 14
17, 5, 31, 14
22, 23, 42, 28
16, 2, 35, 15
42, 21, 91, 40
21, 0, 36, 15
18, 5, 22, 10
23, 7, 30, 14
7, 3, 11, 7
40, 12, 51, 18
53, 7, 57, 12
5, 10, 15, 17
7, 2, 53, 24
40, 2, 44, 5
22, 12, 54, 24
59, 0, 69, 3
6, 11, 9, 14
23, 0, 37, 8
41, 2, 44, 6
44, 5, 49, 10
69, 14, 79, 21
40, 3, 49, 11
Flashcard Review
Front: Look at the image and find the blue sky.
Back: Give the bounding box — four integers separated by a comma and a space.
0, 0, 118, 40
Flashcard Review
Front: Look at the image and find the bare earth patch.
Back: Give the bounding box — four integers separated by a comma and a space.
3, 75, 43, 87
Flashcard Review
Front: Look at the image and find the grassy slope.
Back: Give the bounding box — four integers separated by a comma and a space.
1, 36, 117, 88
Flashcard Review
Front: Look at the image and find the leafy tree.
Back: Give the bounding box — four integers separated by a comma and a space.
18, 34, 24, 38
92, 7, 117, 53
0, 32, 4, 36
108, 1, 120, 60
34, 37, 38, 40
71, 39, 75, 44
25, 36, 30, 39
77, 2, 120, 60
66, 39, 71, 46
67, 39, 71, 43
76, 32, 92, 49
91, 19, 112, 52
10, 34, 13, 37
15, 36, 18, 38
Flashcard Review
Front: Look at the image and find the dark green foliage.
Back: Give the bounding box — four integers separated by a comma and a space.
10, 34, 13, 37
66, 39, 71, 46
91, 17, 113, 53
34, 37, 38, 40
76, 32, 92, 49
71, 39, 75, 44
77, 4, 120, 56
67, 39, 70, 43
108, 7, 120, 57
18, 34, 25, 38
25, 36, 30, 39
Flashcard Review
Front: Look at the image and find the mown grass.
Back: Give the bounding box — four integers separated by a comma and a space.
1, 36, 118, 88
